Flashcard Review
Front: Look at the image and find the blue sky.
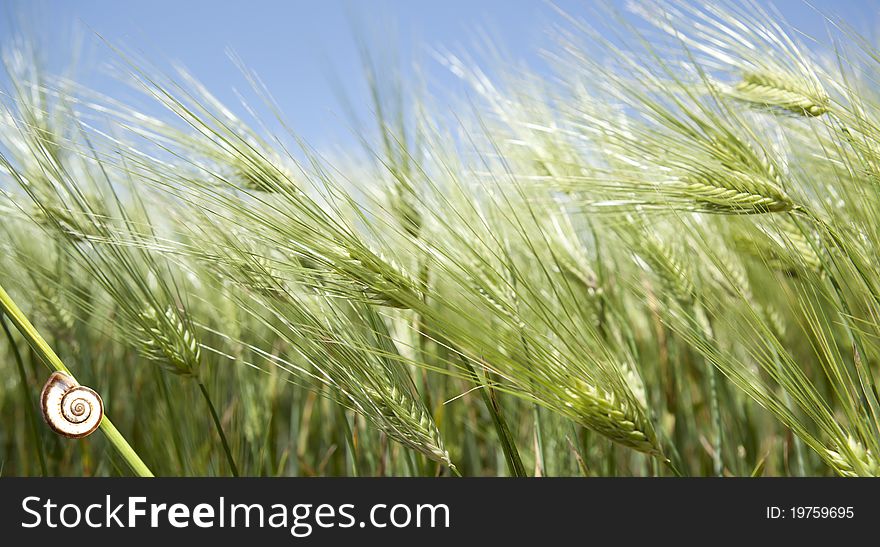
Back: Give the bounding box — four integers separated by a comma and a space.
4, 1, 880, 151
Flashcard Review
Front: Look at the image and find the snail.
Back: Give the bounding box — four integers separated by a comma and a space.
40, 371, 103, 438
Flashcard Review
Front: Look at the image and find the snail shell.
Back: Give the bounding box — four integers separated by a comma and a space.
40, 371, 104, 438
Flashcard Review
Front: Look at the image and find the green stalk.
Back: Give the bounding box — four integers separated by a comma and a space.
458, 356, 526, 477
532, 403, 546, 476
706, 360, 723, 476
690, 304, 723, 476
403, 447, 419, 476
155, 367, 188, 474
770, 349, 806, 475
505, 251, 545, 477
1, 312, 47, 476
0, 283, 154, 477
336, 401, 360, 477
197, 380, 240, 477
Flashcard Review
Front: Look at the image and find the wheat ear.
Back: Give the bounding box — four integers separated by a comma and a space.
731, 72, 830, 117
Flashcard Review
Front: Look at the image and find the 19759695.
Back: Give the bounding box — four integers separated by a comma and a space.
766, 506, 854, 519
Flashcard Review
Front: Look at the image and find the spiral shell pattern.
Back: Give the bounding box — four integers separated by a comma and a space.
40, 371, 103, 438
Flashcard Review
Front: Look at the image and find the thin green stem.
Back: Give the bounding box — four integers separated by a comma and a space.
458, 355, 527, 477
706, 360, 723, 476
770, 349, 806, 475
155, 367, 188, 474
0, 283, 153, 477
690, 304, 723, 476
336, 402, 360, 477
1, 312, 47, 476
505, 248, 546, 477
404, 447, 419, 476
197, 380, 240, 477
523, 327, 546, 476
532, 402, 546, 476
